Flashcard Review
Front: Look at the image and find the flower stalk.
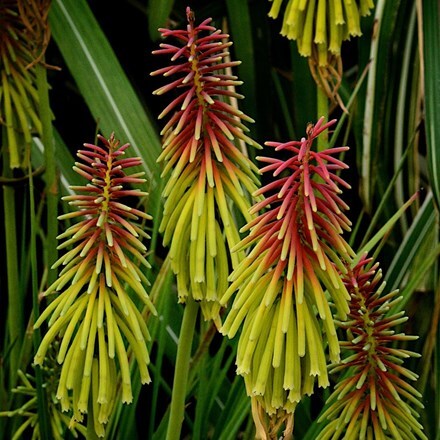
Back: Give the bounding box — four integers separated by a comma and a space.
165, 296, 199, 440
28, 158, 52, 440
36, 60, 58, 283
1, 0, 54, 389
2, 156, 23, 386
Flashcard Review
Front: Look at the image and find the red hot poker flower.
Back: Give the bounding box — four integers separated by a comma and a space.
0, 0, 53, 168
34, 134, 156, 437
221, 118, 354, 430
151, 8, 260, 323
317, 254, 427, 440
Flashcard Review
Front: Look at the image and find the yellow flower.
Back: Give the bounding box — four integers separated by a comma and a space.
268, 0, 374, 65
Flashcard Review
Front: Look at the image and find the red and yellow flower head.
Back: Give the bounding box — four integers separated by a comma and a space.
34, 134, 156, 437
317, 254, 427, 440
221, 118, 354, 433
152, 8, 261, 323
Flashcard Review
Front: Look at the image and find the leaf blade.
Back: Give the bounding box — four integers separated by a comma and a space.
422, 0, 440, 210
49, 0, 162, 211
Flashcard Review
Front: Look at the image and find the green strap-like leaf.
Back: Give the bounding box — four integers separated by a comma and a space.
353, 192, 418, 266
385, 191, 437, 292
49, 0, 162, 212
148, 0, 175, 41
422, 0, 440, 211
225, 0, 256, 119
32, 130, 82, 194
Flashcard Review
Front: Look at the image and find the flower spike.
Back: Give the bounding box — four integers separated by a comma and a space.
34, 134, 156, 437
317, 254, 428, 440
0, 0, 56, 169
268, 0, 374, 65
220, 118, 354, 433
152, 7, 261, 323
267, 0, 374, 105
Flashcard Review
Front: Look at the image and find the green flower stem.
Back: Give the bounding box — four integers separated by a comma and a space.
36, 63, 58, 284
148, 267, 173, 439
87, 397, 101, 440
166, 296, 199, 440
2, 137, 23, 387
28, 162, 52, 440
316, 85, 329, 150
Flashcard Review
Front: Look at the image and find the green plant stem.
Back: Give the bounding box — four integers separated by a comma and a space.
28, 162, 52, 440
166, 296, 199, 440
87, 397, 101, 440
2, 147, 23, 387
148, 268, 173, 439
316, 85, 328, 150
36, 63, 57, 284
